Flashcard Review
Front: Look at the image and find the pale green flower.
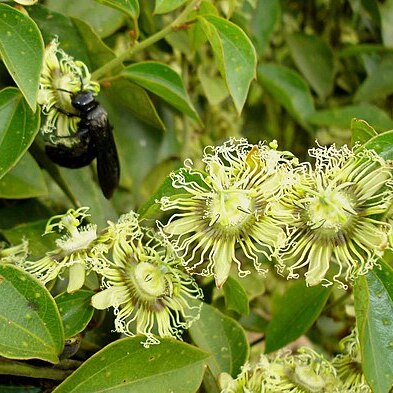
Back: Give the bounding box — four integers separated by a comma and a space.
91, 212, 203, 347
332, 329, 372, 392
276, 144, 392, 288
220, 347, 342, 393
0, 239, 29, 264
38, 37, 99, 142
159, 138, 296, 288
20, 207, 98, 293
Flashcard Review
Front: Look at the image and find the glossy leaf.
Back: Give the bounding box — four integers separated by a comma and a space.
0, 264, 64, 364
351, 118, 378, 145
189, 302, 249, 377
199, 15, 257, 113
258, 64, 315, 127
265, 281, 332, 353
222, 276, 249, 316
0, 88, 40, 180
53, 336, 209, 393
154, 0, 187, 14
95, 0, 139, 18
354, 262, 393, 393
362, 130, 393, 160
308, 104, 393, 132
123, 62, 200, 121
45, 0, 125, 38
287, 33, 335, 100
0, 4, 43, 111
0, 153, 47, 199
55, 290, 95, 339
29, 5, 117, 72
104, 79, 165, 130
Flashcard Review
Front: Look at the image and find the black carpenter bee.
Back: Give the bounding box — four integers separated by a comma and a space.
45, 90, 120, 199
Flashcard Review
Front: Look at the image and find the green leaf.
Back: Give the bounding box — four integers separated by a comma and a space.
222, 276, 249, 316
59, 167, 118, 230
29, 5, 117, 72
199, 15, 257, 113
95, 0, 139, 19
198, 66, 229, 105
354, 263, 393, 393
154, 0, 187, 14
122, 62, 200, 122
0, 264, 64, 364
45, 0, 125, 38
1, 219, 57, 258
0, 153, 47, 199
55, 290, 94, 339
249, 0, 281, 56
53, 336, 209, 393
0, 200, 53, 230
351, 118, 378, 145
0, 4, 43, 111
189, 302, 249, 377
362, 129, 393, 160
308, 104, 393, 132
258, 64, 315, 128
104, 79, 165, 130
265, 281, 332, 353
287, 33, 335, 100
354, 57, 393, 102
0, 88, 40, 180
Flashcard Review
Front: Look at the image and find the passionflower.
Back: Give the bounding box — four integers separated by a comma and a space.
91, 212, 203, 347
219, 347, 342, 392
276, 144, 392, 288
159, 138, 296, 288
20, 207, 98, 293
332, 329, 371, 392
38, 37, 99, 142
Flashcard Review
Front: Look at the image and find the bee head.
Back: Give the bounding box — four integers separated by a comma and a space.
72, 91, 96, 111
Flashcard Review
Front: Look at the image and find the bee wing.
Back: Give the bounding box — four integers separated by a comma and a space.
95, 123, 120, 199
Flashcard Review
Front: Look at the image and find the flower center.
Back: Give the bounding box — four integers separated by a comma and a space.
306, 188, 355, 235
133, 262, 167, 300
208, 188, 255, 230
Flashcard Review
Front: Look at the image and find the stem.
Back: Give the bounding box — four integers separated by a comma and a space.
0, 358, 74, 380
92, 0, 200, 81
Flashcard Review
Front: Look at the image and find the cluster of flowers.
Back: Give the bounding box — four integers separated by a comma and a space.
220, 329, 371, 393
159, 138, 393, 289
8, 208, 202, 347
1, 135, 392, 346
3, 39, 392, 351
